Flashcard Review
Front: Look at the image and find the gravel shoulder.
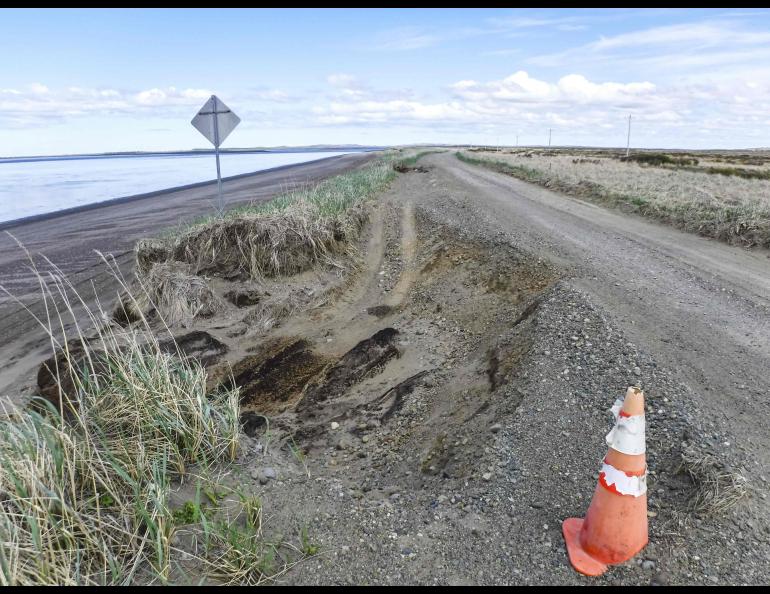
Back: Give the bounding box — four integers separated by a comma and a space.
435, 152, 770, 480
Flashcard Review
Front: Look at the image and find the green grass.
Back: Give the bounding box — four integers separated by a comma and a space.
0, 255, 295, 585
618, 153, 770, 180
392, 149, 443, 171
232, 158, 396, 218
456, 151, 544, 183
698, 166, 770, 180
299, 524, 319, 556
620, 152, 699, 167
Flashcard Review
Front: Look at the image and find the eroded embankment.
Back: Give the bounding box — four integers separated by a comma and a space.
23, 162, 759, 585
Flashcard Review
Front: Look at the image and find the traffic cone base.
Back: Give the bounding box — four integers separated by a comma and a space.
562, 518, 607, 577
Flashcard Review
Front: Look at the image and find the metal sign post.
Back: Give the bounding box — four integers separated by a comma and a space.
191, 95, 241, 215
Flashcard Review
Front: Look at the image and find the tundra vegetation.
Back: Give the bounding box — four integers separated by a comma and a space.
458, 149, 770, 248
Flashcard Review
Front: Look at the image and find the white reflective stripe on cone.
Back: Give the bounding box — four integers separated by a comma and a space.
606, 398, 646, 455
599, 462, 647, 497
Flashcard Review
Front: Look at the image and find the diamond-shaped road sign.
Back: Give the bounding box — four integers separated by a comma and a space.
191, 95, 241, 215
191, 95, 240, 148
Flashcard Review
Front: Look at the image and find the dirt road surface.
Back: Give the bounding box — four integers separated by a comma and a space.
187, 152, 768, 585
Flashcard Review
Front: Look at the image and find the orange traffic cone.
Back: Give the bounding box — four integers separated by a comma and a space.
562, 386, 648, 576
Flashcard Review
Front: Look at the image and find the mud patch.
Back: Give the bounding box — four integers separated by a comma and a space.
393, 164, 430, 174
419, 243, 483, 276
35, 340, 106, 415
298, 328, 401, 416
221, 338, 332, 415
366, 304, 394, 318
240, 410, 268, 438
371, 370, 430, 423
158, 330, 228, 368
224, 288, 265, 307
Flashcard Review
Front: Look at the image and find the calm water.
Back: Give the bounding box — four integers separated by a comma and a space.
0, 151, 350, 224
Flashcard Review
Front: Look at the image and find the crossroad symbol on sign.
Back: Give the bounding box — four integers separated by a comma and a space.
191, 95, 241, 214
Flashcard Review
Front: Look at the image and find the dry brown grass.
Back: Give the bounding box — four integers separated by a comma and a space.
459, 151, 770, 248
164, 200, 368, 280
136, 160, 394, 283
143, 262, 221, 326
678, 445, 748, 516
126, 159, 395, 328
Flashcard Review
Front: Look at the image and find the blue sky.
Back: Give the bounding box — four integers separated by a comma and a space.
1, 8, 769, 155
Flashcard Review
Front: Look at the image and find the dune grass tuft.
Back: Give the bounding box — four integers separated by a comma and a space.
678, 446, 748, 516
0, 254, 241, 585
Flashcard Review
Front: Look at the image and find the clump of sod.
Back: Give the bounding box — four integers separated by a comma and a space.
136, 159, 396, 282
143, 262, 222, 326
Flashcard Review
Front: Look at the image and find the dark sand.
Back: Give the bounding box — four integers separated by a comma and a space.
0, 152, 374, 400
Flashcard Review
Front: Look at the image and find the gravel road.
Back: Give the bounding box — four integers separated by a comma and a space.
216, 155, 769, 585
429, 152, 770, 484
4, 151, 769, 584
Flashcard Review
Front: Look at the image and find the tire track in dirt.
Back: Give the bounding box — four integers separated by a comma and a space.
384, 201, 417, 310
275, 195, 419, 357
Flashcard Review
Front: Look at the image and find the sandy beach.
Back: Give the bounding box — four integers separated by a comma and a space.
0, 151, 374, 401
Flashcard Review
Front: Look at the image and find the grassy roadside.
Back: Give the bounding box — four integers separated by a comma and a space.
0, 149, 431, 585
620, 152, 770, 180
136, 157, 397, 282
0, 256, 313, 585
392, 149, 443, 171
457, 151, 770, 249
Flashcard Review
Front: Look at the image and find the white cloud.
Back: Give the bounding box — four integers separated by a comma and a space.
29, 83, 50, 95
134, 87, 211, 106
486, 15, 585, 30
451, 71, 657, 107
589, 21, 770, 51
0, 84, 292, 127
529, 19, 770, 78
327, 73, 358, 87
314, 99, 473, 125
307, 68, 770, 148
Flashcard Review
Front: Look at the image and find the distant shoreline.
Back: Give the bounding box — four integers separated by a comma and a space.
0, 152, 363, 231
0, 146, 384, 165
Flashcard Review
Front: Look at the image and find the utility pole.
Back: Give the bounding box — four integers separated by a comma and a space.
548, 128, 552, 149
625, 114, 632, 158
516, 134, 519, 148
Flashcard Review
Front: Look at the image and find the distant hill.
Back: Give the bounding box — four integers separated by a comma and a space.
0, 145, 388, 164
